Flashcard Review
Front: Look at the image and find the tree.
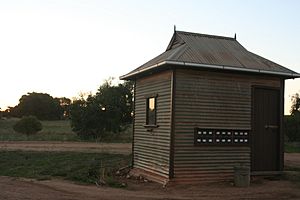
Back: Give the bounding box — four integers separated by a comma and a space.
70, 79, 133, 139
55, 97, 72, 119
13, 116, 43, 136
3, 107, 16, 118
285, 93, 300, 141
284, 115, 300, 142
95, 80, 133, 129
70, 96, 105, 139
12, 92, 63, 120
290, 93, 300, 116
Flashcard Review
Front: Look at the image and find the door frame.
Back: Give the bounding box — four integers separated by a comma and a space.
251, 84, 284, 173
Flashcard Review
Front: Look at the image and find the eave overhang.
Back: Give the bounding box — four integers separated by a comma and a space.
120, 61, 300, 80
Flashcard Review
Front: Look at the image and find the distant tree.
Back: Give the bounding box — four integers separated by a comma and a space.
285, 93, 300, 141
3, 107, 15, 118
13, 116, 43, 136
70, 79, 133, 139
13, 92, 63, 120
290, 93, 300, 116
55, 97, 72, 119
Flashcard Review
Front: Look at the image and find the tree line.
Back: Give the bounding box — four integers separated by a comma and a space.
2, 93, 71, 120
0, 82, 299, 141
1, 79, 133, 140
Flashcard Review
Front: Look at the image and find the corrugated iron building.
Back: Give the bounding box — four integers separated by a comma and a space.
120, 30, 300, 184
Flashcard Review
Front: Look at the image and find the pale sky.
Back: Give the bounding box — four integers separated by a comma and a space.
0, 0, 300, 115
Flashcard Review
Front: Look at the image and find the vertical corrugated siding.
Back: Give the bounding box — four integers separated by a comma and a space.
173, 69, 281, 182
134, 70, 172, 179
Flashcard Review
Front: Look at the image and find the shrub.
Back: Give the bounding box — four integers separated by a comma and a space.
70, 79, 133, 140
284, 114, 300, 142
13, 116, 43, 135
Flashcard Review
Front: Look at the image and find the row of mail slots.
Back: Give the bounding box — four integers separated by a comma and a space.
194, 128, 250, 145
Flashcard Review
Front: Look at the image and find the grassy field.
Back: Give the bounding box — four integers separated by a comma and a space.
0, 150, 131, 187
285, 142, 300, 153
0, 118, 132, 142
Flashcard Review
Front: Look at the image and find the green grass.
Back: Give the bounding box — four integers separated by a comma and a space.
0, 150, 131, 187
0, 118, 132, 142
0, 118, 79, 141
284, 170, 300, 186
285, 142, 300, 153
100, 125, 132, 143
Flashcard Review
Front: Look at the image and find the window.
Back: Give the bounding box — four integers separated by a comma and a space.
146, 97, 156, 125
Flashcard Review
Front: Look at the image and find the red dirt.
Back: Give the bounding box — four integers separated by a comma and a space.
285, 153, 300, 168
1, 142, 300, 200
1, 176, 299, 200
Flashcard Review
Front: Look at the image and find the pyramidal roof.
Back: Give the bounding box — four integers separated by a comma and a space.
120, 31, 299, 80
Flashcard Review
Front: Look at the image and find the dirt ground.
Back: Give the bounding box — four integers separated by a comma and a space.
0, 141, 131, 154
285, 153, 300, 168
1, 142, 300, 200
1, 176, 300, 200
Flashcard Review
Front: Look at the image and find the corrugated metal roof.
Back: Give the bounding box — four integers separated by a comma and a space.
121, 31, 300, 79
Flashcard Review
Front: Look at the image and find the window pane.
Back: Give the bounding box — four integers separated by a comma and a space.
149, 98, 155, 110
147, 97, 156, 125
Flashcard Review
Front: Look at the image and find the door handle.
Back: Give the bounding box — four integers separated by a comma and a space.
264, 125, 278, 129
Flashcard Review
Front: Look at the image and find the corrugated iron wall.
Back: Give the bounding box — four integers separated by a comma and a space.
134, 70, 172, 180
173, 69, 281, 183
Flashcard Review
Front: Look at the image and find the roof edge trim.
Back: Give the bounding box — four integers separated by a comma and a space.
120, 61, 167, 79
120, 61, 300, 79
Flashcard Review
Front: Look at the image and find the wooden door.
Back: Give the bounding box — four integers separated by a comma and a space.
252, 87, 280, 171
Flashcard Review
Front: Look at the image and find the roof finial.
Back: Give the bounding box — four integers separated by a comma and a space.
174, 25, 176, 33
234, 33, 236, 40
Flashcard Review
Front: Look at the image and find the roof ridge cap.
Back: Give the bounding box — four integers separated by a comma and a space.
176, 30, 235, 41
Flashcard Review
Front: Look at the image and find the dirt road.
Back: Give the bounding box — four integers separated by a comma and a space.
1, 142, 300, 199
285, 153, 300, 168
0, 141, 131, 154
1, 176, 299, 200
